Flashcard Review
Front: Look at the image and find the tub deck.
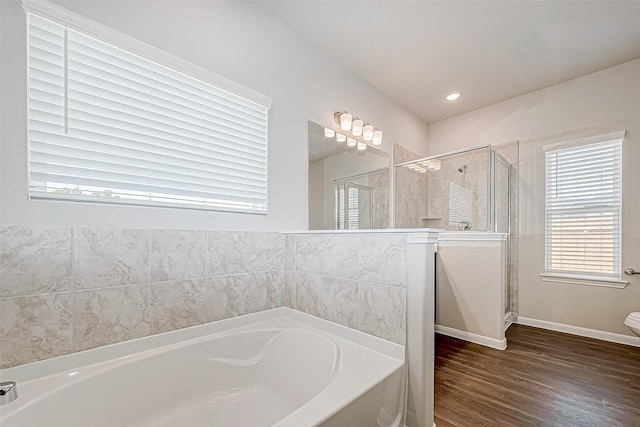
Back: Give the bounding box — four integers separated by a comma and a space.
0, 307, 405, 427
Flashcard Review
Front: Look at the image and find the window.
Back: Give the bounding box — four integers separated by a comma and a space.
26, 11, 270, 213
335, 181, 372, 229
544, 132, 624, 284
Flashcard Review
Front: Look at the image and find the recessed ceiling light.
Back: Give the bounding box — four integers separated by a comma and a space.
446, 91, 462, 101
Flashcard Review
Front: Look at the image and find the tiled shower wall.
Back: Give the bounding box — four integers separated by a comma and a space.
422, 148, 489, 231
370, 170, 390, 229
0, 227, 409, 368
395, 166, 429, 229
394, 143, 427, 228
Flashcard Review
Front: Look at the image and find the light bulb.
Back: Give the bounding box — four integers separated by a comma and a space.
446, 91, 461, 101
372, 130, 383, 145
336, 133, 346, 142
324, 127, 335, 138
363, 124, 374, 141
352, 119, 363, 136
347, 137, 356, 147
340, 113, 353, 131
357, 142, 367, 151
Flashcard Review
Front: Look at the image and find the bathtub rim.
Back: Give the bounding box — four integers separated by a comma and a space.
0, 306, 404, 384
1, 307, 406, 427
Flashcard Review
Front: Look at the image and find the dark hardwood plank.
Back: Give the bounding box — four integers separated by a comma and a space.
434, 324, 640, 427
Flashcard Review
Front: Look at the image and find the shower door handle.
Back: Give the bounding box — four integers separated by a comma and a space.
624, 268, 639, 276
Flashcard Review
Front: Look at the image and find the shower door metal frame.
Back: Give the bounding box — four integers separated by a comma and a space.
489, 149, 512, 234
490, 149, 512, 316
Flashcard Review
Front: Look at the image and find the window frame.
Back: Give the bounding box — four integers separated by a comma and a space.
540, 130, 627, 289
23, 0, 272, 214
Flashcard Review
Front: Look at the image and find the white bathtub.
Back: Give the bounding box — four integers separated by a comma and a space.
0, 307, 405, 427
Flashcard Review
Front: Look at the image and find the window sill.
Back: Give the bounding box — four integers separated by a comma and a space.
29, 192, 268, 215
540, 273, 628, 289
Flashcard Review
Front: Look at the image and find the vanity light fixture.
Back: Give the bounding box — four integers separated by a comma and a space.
372, 129, 383, 145
352, 119, 364, 137
446, 91, 462, 101
357, 142, 367, 151
332, 111, 383, 148
336, 111, 353, 131
363, 124, 374, 141
324, 127, 335, 138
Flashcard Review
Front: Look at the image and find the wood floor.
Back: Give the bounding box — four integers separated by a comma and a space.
434, 325, 640, 427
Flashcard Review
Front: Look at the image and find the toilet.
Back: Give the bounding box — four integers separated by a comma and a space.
624, 312, 640, 337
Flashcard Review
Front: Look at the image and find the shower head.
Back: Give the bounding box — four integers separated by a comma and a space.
458, 165, 468, 173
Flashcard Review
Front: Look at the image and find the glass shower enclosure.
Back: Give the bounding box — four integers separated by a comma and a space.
394, 144, 515, 317
394, 145, 511, 232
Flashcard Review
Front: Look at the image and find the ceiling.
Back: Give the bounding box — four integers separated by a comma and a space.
257, 1, 640, 123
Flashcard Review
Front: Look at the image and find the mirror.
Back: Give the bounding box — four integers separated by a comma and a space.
308, 121, 390, 230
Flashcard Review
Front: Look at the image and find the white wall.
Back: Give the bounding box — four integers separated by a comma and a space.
0, 0, 428, 231
436, 235, 507, 346
429, 59, 640, 336
0, 0, 3, 225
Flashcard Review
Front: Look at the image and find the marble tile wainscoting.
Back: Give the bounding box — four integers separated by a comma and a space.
0, 227, 415, 369
284, 232, 408, 344
0, 226, 284, 368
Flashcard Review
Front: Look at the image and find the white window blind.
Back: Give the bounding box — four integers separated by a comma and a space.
448, 182, 472, 226
27, 13, 269, 213
336, 183, 360, 230
347, 186, 360, 230
545, 137, 622, 278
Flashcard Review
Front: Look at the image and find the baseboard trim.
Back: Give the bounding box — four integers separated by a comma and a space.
504, 319, 514, 331
504, 311, 515, 331
435, 324, 507, 350
516, 317, 640, 347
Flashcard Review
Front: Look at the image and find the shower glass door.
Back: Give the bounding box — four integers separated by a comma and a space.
494, 153, 511, 315
494, 156, 510, 233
